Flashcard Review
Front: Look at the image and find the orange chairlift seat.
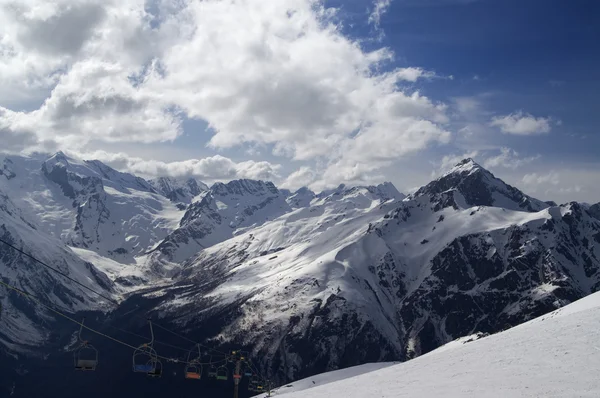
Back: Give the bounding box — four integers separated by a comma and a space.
184, 344, 203, 380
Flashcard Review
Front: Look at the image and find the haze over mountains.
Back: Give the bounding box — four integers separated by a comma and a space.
0, 151, 599, 396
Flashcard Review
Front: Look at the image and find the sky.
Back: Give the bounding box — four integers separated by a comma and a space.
0, 0, 599, 204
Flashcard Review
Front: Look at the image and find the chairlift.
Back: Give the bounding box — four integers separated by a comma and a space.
146, 359, 163, 378
184, 344, 202, 380
207, 355, 218, 378
132, 320, 161, 377
248, 375, 259, 392
74, 318, 98, 371
249, 375, 260, 385
216, 365, 229, 381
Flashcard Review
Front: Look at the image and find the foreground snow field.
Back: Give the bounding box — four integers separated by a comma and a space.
259, 290, 600, 397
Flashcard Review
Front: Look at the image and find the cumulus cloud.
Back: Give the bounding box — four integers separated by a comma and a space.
395, 67, 439, 82
81, 150, 281, 182
280, 166, 317, 190
490, 111, 554, 135
0, 0, 452, 187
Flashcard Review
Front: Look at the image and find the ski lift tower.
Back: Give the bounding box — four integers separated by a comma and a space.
233, 351, 242, 398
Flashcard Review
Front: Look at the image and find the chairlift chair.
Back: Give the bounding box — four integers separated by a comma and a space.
207, 355, 218, 377
133, 346, 159, 372
74, 343, 98, 371
73, 318, 98, 371
146, 359, 163, 378
184, 344, 203, 380
185, 364, 202, 380
132, 320, 161, 377
216, 366, 229, 381
248, 375, 259, 392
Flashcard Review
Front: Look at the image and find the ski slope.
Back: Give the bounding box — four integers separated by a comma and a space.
258, 291, 600, 397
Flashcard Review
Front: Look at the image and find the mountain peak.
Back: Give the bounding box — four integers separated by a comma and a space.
211, 179, 279, 197
373, 182, 405, 201
413, 158, 548, 212
43, 151, 70, 171
445, 158, 484, 177
148, 176, 208, 203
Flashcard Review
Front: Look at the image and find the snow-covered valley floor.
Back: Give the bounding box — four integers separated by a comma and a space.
259, 291, 600, 397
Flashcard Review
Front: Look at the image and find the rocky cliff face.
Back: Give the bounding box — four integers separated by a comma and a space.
148, 177, 208, 204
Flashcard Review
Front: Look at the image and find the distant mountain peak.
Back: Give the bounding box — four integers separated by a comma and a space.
413, 158, 548, 212
211, 179, 279, 196
287, 186, 316, 208
373, 182, 405, 201
42, 151, 71, 172
148, 176, 208, 203
444, 158, 484, 177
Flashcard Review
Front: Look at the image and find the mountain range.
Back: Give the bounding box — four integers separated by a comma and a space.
0, 151, 599, 397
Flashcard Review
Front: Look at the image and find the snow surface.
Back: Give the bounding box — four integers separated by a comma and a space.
0, 152, 184, 263
257, 291, 600, 397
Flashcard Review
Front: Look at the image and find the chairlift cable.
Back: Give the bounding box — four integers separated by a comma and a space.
106, 324, 224, 359
0, 279, 220, 366
151, 322, 229, 356
0, 238, 118, 305
0, 238, 227, 357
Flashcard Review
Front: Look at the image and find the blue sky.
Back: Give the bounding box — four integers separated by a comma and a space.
0, 0, 598, 203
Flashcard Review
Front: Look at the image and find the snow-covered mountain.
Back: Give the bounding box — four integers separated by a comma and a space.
256, 290, 600, 397
140, 158, 599, 382
1, 152, 599, 394
0, 152, 183, 263
0, 182, 114, 352
148, 177, 208, 204
286, 187, 316, 208
411, 158, 548, 212
145, 179, 293, 268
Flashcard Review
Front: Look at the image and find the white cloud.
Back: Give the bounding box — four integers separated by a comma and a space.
483, 147, 540, 170
490, 111, 554, 135
81, 150, 281, 182
0, 0, 444, 159
369, 0, 392, 26
395, 67, 439, 82
0, 0, 451, 187
280, 166, 316, 190
522, 171, 560, 187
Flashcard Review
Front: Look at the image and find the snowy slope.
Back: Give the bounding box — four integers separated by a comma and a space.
256, 290, 600, 398
264, 362, 397, 396
0, 185, 115, 351
0, 152, 183, 263
286, 187, 316, 209
147, 179, 293, 265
